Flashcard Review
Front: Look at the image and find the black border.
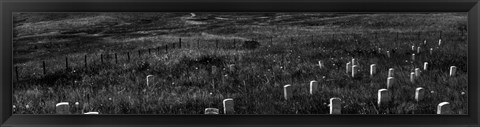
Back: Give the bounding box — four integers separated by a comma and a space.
1, 0, 479, 127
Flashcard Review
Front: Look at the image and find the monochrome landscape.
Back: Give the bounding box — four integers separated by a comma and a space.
13, 12, 467, 114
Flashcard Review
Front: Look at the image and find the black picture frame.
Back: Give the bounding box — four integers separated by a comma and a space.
1, 0, 479, 127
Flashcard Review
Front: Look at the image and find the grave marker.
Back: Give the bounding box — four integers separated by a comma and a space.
346, 62, 352, 74
56, 102, 70, 114
318, 60, 325, 69
415, 87, 425, 102
284, 84, 292, 100
450, 66, 457, 77
415, 68, 421, 77
352, 65, 358, 78
437, 102, 451, 114
205, 108, 219, 114
410, 72, 415, 83
309, 80, 318, 95
387, 51, 391, 58
412, 54, 416, 61
388, 68, 395, 78
378, 89, 391, 107
223, 98, 234, 114
329, 97, 342, 114
370, 64, 377, 76
430, 48, 433, 55
84, 112, 99, 115
417, 47, 421, 54
146, 75, 154, 87
387, 77, 395, 89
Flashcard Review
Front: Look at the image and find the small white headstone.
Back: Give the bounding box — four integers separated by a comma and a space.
84, 112, 99, 115
415, 68, 421, 77
424, 40, 427, 45
378, 89, 391, 107
430, 48, 433, 55
412, 54, 416, 61
56, 102, 70, 114
386, 51, 390, 58
450, 66, 457, 77
388, 68, 394, 78
318, 60, 324, 69
223, 98, 234, 114
370, 64, 377, 76
352, 58, 356, 66
411, 45, 415, 51
387, 77, 395, 89
437, 102, 451, 114
284, 84, 292, 100
417, 47, 421, 54
415, 87, 425, 102
424, 62, 428, 71
346, 62, 352, 74
438, 39, 442, 46
352, 65, 358, 78
329, 97, 341, 114
205, 108, 219, 114
146, 75, 154, 87
410, 72, 415, 83
309, 80, 318, 95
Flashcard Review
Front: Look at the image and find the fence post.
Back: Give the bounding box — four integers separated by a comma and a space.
127, 52, 130, 61
179, 38, 182, 49
84, 55, 87, 70
43, 61, 46, 75
15, 66, 19, 82
65, 57, 69, 71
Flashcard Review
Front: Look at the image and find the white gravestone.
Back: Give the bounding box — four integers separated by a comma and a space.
437, 102, 451, 114
450, 66, 457, 77
370, 64, 377, 76
205, 108, 220, 114
284, 84, 292, 100
329, 97, 342, 114
56, 102, 70, 114
378, 89, 391, 107
309, 80, 318, 95
387, 77, 395, 89
415, 87, 425, 102
223, 98, 234, 114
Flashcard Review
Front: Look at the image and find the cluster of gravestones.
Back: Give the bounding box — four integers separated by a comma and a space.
300, 39, 457, 114
55, 102, 99, 115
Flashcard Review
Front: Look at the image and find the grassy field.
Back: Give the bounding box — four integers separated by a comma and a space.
12, 12, 468, 114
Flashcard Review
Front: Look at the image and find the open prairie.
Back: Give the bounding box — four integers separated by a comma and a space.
13, 12, 467, 114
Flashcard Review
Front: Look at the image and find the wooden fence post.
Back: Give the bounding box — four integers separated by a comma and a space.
179, 38, 182, 49
43, 61, 46, 75
15, 66, 19, 82
65, 57, 69, 71
127, 52, 130, 61
115, 53, 118, 64
84, 55, 87, 70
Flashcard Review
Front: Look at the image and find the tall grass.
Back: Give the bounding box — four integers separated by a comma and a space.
13, 13, 467, 114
